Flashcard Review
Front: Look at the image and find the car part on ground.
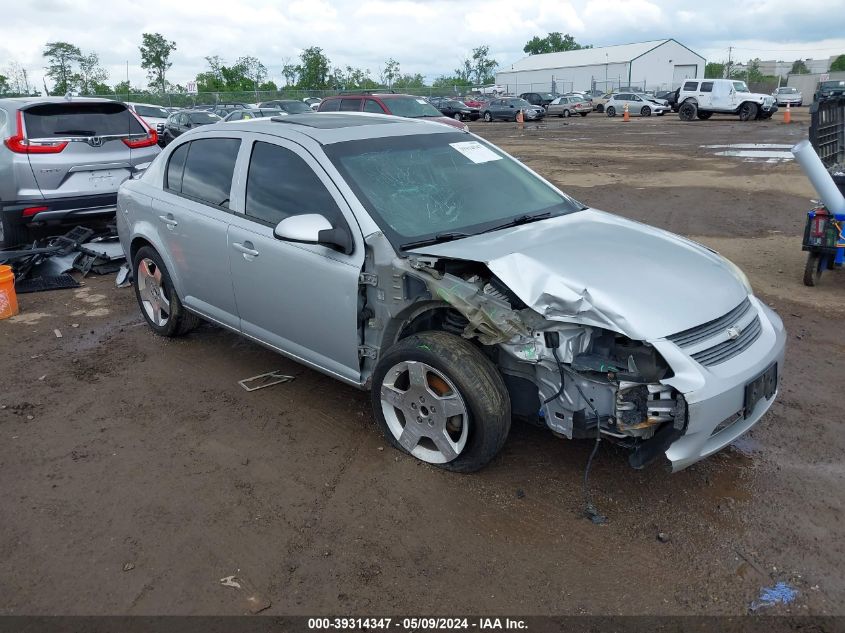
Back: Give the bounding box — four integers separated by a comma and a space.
117, 112, 786, 474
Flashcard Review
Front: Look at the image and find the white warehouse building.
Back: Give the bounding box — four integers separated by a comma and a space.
495, 39, 706, 94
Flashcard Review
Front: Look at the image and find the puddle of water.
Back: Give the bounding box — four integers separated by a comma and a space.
731, 435, 764, 456
702, 144, 793, 149
714, 150, 794, 162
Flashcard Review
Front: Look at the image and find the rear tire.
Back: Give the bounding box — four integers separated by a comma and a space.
132, 246, 200, 337
678, 101, 697, 121
563, 109, 571, 117
596, 104, 604, 113
0, 213, 30, 247
606, 106, 616, 117
371, 331, 511, 473
739, 102, 758, 121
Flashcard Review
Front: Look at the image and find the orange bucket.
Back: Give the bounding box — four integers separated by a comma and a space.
0, 264, 19, 320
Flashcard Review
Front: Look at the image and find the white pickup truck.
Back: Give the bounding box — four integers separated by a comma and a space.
677, 78, 778, 121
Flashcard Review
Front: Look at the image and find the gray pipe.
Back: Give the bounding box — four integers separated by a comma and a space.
791, 139, 845, 214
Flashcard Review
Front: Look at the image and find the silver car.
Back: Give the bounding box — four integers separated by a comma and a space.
772, 87, 803, 107
605, 93, 671, 117
0, 97, 160, 245
117, 113, 785, 473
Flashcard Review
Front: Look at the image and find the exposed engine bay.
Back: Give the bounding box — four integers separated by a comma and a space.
359, 233, 688, 468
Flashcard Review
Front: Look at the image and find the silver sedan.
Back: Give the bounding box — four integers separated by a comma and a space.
117, 113, 785, 473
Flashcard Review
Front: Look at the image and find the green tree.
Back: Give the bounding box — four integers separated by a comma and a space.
6, 61, 31, 95
90, 81, 112, 94
281, 60, 299, 87
392, 73, 426, 90
43, 41, 82, 94
78, 52, 109, 94
523, 32, 590, 56
113, 79, 130, 95
297, 47, 331, 89
139, 32, 177, 93
790, 59, 810, 74
432, 75, 472, 90
381, 58, 400, 89
0, 74, 10, 94
705, 62, 725, 78
471, 45, 498, 84
830, 55, 845, 72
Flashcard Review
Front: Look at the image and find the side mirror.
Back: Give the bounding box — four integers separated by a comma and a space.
273, 214, 352, 254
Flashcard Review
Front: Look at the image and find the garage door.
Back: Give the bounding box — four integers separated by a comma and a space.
672, 65, 697, 87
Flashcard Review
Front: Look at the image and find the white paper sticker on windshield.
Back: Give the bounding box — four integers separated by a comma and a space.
450, 141, 502, 164
416, 99, 428, 104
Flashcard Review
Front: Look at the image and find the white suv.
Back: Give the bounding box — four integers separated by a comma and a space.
677, 79, 778, 121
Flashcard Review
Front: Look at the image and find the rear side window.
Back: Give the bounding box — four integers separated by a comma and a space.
134, 105, 169, 119
340, 99, 361, 112
166, 142, 189, 192
683, 81, 698, 92
179, 138, 241, 208
245, 141, 343, 228
23, 102, 143, 137
364, 99, 385, 113
321, 99, 341, 112
700, 82, 714, 93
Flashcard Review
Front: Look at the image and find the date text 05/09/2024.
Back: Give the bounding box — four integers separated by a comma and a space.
307, 617, 528, 630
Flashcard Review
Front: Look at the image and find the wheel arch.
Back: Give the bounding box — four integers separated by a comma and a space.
129, 228, 185, 298
382, 301, 471, 350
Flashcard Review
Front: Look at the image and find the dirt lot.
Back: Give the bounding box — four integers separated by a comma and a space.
1, 108, 843, 617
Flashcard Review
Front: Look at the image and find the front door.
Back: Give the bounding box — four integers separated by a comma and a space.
226, 135, 364, 383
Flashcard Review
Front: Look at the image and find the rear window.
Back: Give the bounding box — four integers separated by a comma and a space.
321, 99, 341, 112
24, 102, 143, 138
175, 138, 241, 208
683, 81, 698, 91
382, 97, 442, 118
700, 82, 714, 93
279, 101, 311, 114
134, 105, 169, 119
340, 99, 361, 112
188, 112, 221, 124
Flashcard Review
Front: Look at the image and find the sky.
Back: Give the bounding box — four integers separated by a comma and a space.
2, 0, 845, 90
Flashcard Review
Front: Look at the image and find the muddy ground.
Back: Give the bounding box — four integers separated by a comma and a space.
1, 108, 843, 617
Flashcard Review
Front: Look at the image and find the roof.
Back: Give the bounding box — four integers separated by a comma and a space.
500, 39, 703, 72
0, 96, 121, 107
220, 112, 462, 145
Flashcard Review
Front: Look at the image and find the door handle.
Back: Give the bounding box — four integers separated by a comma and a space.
158, 214, 178, 229
233, 241, 260, 258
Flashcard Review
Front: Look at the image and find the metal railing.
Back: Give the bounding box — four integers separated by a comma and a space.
809, 96, 845, 168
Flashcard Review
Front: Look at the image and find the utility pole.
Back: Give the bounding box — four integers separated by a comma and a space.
726, 46, 732, 78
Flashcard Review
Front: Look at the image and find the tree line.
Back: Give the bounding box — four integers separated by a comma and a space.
1, 31, 596, 97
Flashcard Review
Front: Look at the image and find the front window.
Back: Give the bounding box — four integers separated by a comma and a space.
383, 97, 443, 118
325, 132, 582, 248
777, 88, 797, 94
732, 81, 750, 93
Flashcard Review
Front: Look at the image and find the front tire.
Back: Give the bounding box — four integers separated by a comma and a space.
483, 111, 493, 122
803, 252, 832, 286
563, 109, 571, 118
580, 112, 588, 117
453, 113, 462, 121
132, 246, 200, 337
739, 102, 758, 121
641, 105, 651, 117
372, 331, 511, 473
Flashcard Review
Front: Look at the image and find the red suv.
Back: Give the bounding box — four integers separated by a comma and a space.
318, 93, 467, 130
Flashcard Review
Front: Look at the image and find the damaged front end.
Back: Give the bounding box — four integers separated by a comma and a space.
359, 232, 687, 469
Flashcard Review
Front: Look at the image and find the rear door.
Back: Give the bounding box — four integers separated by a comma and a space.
22, 101, 151, 200
154, 135, 241, 328
698, 81, 717, 109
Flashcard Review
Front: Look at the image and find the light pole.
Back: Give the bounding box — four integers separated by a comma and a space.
605, 53, 609, 91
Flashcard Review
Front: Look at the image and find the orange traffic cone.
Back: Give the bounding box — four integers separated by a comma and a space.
623, 103, 630, 122
516, 109, 524, 129
783, 101, 791, 124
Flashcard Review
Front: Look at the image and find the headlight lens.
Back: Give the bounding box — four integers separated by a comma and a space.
725, 258, 753, 293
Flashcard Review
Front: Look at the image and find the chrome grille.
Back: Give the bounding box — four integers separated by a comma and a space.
668, 298, 762, 367
668, 298, 752, 347
691, 316, 761, 366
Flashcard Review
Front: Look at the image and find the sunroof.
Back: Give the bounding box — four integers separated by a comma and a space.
270, 114, 398, 129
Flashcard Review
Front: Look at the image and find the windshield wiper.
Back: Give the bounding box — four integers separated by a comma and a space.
478, 211, 552, 235
400, 232, 471, 250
